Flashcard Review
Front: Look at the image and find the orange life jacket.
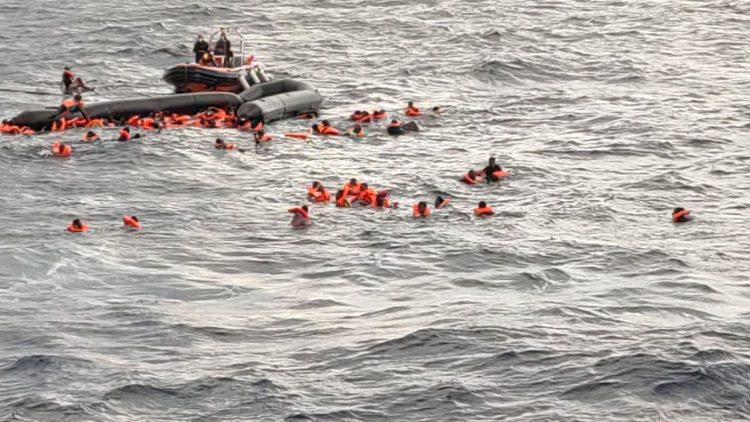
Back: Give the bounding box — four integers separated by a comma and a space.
307, 186, 331, 202
285, 132, 310, 140
140, 117, 155, 130
119, 129, 131, 141
412, 204, 431, 218
51, 141, 71, 157
474, 206, 494, 216
336, 196, 351, 208
462, 174, 478, 184
61, 98, 84, 110
405, 107, 422, 117
288, 207, 310, 221
493, 170, 509, 179
672, 210, 690, 222
122, 215, 142, 230
321, 126, 341, 136
127, 115, 140, 126
85, 119, 104, 128
358, 189, 377, 206
20, 127, 34, 135
66, 223, 89, 233
343, 182, 361, 197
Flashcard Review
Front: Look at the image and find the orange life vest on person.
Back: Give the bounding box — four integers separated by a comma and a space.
140, 117, 155, 130
462, 174, 478, 184
85, 119, 104, 128
288, 207, 311, 221
118, 129, 131, 141
356, 113, 373, 123
127, 115, 140, 126
321, 126, 341, 136
672, 209, 690, 222
307, 186, 331, 202
66, 223, 89, 232
492, 170, 509, 179
412, 204, 431, 218
405, 106, 422, 117
122, 215, 142, 230
336, 196, 351, 208
61, 98, 84, 111
351, 111, 365, 121
358, 188, 377, 206
474, 206, 494, 216
343, 182, 361, 197
51, 141, 71, 157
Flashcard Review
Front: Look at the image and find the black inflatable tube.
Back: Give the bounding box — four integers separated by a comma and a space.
11, 92, 243, 131
8, 79, 321, 131
239, 79, 316, 103
237, 90, 323, 123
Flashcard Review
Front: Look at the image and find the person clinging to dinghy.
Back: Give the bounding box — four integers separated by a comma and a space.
54, 93, 90, 123
193, 34, 209, 63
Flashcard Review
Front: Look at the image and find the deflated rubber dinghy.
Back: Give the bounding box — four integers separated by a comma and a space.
238, 79, 322, 122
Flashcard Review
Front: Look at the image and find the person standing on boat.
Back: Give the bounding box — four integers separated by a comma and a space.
213, 31, 233, 66
193, 34, 209, 63
61, 66, 92, 95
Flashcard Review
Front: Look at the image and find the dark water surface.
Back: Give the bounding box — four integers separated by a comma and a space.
2, 0, 750, 420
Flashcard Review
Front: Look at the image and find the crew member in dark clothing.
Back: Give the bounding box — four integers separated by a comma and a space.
62, 66, 75, 92
483, 157, 503, 183
214, 31, 231, 56
193, 34, 209, 63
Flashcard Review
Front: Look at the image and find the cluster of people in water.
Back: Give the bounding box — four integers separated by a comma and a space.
287, 156, 503, 228
65, 215, 141, 233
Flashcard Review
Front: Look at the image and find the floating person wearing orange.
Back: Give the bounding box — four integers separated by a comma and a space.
412, 201, 431, 218
214, 137, 239, 150
482, 157, 508, 183
335, 190, 351, 208
351, 110, 367, 121
254, 129, 272, 144
357, 183, 378, 207
66, 218, 89, 233
81, 130, 100, 142
51, 141, 72, 157
672, 207, 692, 223
372, 110, 388, 120
435, 195, 450, 209
462, 169, 484, 185
289, 205, 312, 228
405, 101, 422, 117
118, 127, 132, 141
307, 181, 331, 203
122, 215, 141, 230
343, 178, 361, 197
474, 201, 494, 216
312, 119, 341, 136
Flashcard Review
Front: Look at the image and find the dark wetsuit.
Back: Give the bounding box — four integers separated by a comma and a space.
387, 125, 405, 136
62, 71, 74, 91
483, 164, 503, 182
193, 39, 209, 63
214, 37, 231, 56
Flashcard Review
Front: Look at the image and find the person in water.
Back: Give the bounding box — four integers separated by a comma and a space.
307, 181, 331, 202
375, 190, 398, 208
474, 201, 494, 216
357, 183, 377, 207
335, 190, 351, 208
387, 119, 405, 136
66, 218, 89, 232
432, 106, 442, 114
435, 195, 450, 209
81, 130, 99, 142
483, 157, 503, 183
193, 34, 209, 63
346, 124, 365, 138
412, 201, 431, 218
214, 137, 238, 150
343, 178, 361, 197
405, 101, 422, 117
672, 207, 692, 223
463, 169, 484, 184
289, 205, 311, 228
254, 129, 272, 144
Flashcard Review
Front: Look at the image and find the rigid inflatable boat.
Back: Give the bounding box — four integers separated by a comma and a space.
163, 28, 270, 93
